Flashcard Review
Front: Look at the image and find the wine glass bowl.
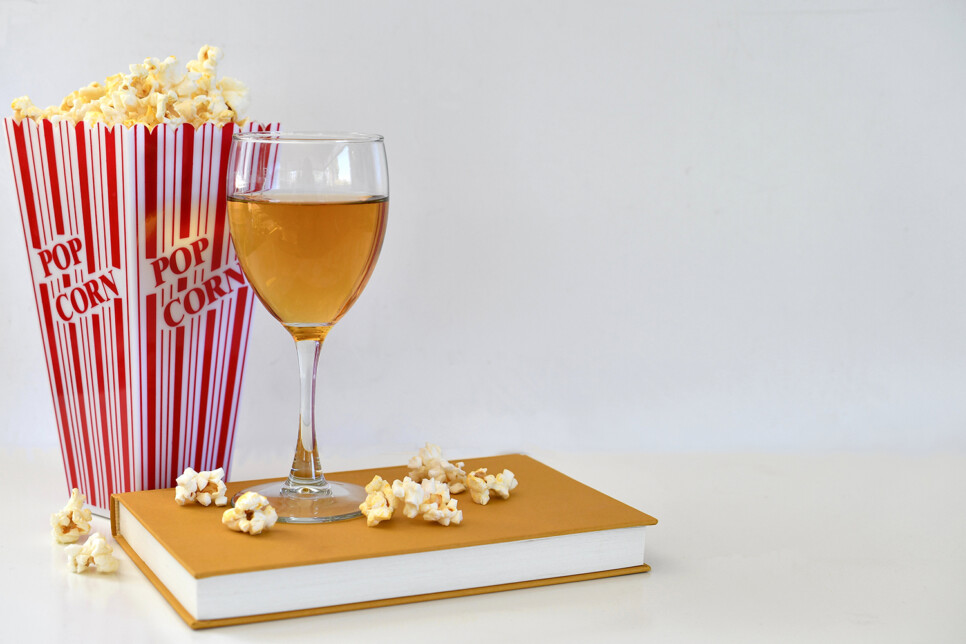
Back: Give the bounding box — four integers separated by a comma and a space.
226, 132, 388, 522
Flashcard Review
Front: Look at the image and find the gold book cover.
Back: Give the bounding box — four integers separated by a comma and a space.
111, 454, 657, 628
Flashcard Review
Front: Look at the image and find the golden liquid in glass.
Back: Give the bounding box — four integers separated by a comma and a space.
227, 195, 388, 341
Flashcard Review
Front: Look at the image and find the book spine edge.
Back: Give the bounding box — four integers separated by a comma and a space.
110, 494, 120, 536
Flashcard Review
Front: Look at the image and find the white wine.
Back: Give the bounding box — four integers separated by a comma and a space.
227, 195, 388, 340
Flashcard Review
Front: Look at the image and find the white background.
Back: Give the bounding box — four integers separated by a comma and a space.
1, 3, 965, 642
2, 0, 965, 461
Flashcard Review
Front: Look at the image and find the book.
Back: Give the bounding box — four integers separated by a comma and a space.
110, 454, 658, 629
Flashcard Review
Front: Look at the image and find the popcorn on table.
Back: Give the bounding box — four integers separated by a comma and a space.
175, 467, 229, 506
65, 532, 119, 574
50, 488, 92, 544
408, 443, 467, 494
10, 45, 249, 128
466, 468, 518, 505
222, 492, 278, 535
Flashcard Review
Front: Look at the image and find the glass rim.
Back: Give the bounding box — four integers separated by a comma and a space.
232, 131, 384, 143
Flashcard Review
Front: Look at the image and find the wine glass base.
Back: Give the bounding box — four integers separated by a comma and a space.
233, 479, 366, 523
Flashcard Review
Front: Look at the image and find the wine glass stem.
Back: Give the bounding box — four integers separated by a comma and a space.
285, 334, 330, 493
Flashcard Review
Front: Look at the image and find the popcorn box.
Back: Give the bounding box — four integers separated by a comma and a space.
4, 117, 278, 514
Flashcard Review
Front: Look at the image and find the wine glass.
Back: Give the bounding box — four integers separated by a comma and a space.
226, 132, 388, 522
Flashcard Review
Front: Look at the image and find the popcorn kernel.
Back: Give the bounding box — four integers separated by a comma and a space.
65, 532, 119, 574
408, 443, 467, 494
50, 488, 93, 544
360, 475, 397, 527
467, 467, 519, 505
175, 467, 229, 507
222, 492, 277, 535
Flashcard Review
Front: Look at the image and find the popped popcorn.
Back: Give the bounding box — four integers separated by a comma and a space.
391, 476, 425, 519
359, 475, 397, 527
221, 492, 278, 535
360, 475, 462, 527
359, 445, 523, 527
417, 478, 463, 526
408, 443, 467, 494
489, 469, 518, 500
466, 468, 519, 505
50, 488, 92, 544
64, 532, 119, 574
11, 45, 249, 128
175, 467, 228, 506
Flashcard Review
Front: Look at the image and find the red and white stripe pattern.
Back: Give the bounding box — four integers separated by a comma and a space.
4, 117, 279, 513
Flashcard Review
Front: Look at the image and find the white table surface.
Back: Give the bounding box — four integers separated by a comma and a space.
1, 447, 963, 642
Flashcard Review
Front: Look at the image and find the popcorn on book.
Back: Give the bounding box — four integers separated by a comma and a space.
50, 488, 93, 544
65, 532, 119, 574
467, 468, 518, 505
417, 478, 463, 526
360, 475, 463, 527
175, 467, 229, 507
391, 477, 425, 519
359, 475, 396, 527
359, 445, 523, 527
408, 443, 467, 493
222, 492, 278, 535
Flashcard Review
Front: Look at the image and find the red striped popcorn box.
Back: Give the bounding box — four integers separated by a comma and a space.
4, 118, 279, 514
